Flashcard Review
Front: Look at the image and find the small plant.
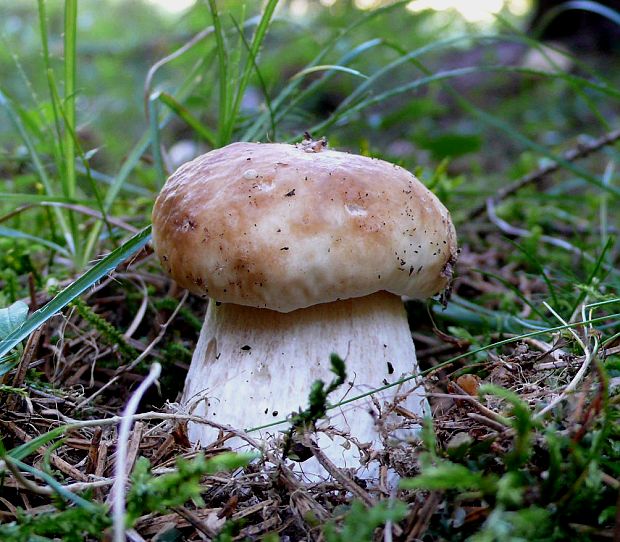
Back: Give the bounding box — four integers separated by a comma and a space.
70, 297, 139, 360
324, 499, 408, 542
282, 353, 346, 461
126, 452, 255, 526
400, 382, 619, 541
0, 450, 255, 541
0, 503, 111, 542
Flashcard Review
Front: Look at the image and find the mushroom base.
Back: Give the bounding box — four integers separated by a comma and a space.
182, 291, 428, 480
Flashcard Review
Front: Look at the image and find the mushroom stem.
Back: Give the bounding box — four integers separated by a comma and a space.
182, 291, 428, 478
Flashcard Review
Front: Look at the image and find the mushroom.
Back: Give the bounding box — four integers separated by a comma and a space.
152, 140, 457, 478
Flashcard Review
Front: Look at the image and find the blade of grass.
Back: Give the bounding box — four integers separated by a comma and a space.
434, 295, 549, 333
494, 14, 612, 130
569, 236, 614, 316
290, 65, 369, 80
230, 14, 276, 140
242, 0, 412, 141
600, 162, 614, 251
148, 92, 167, 186
0, 225, 71, 257
206, 0, 229, 146
314, 65, 620, 130
63, 0, 80, 264
6, 425, 70, 461
507, 239, 560, 308
8, 456, 100, 512
47, 73, 116, 259
83, 48, 214, 263
274, 38, 383, 141
225, 0, 278, 143
75, 165, 151, 197
37, 0, 65, 162
225, 5, 245, 141
309, 60, 620, 197
157, 92, 217, 147
0, 89, 74, 253
472, 268, 551, 323
0, 225, 152, 360
0, 193, 92, 204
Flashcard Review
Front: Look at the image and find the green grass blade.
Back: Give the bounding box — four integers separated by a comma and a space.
63, 0, 80, 264
0, 225, 152, 360
63, 0, 77, 199
206, 0, 229, 146
506, 240, 560, 308
9, 457, 99, 512
148, 93, 167, 186
37, 0, 65, 160
230, 14, 276, 139
494, 15, 612, 130
158, 92, 217, 147
451, 90, 620, 197
0, 225, 71, 257
83, 51, 212, 263
242, 0, 411, 141
472, 268, 551, 323
569, 237, 614, 315
0, 193, 91, 204
226, 0, 278, 142
309, 63, 620, 197
82, 130, 154, 262
75, 165, 150, 197
7, 425, 71, 461
272, 38, 383, 141
0, 88, 74, 253
290, 65, 369, 81
46, 73, 116, 260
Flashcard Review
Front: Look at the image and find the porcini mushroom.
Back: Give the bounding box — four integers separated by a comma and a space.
152, 140, 457, 478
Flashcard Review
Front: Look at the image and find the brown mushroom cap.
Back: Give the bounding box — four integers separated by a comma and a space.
152, 141, 457, 312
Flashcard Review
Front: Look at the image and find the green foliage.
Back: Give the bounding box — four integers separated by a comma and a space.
324, 500, 408, 542
478, 384, 536, 469
0, 451, 255, 541
288, 353, 347, 433
469, 506, 557, 542
400, 461, 498, 493
0, 504, 111, 542
282, 353, 346, 460
70, 297, 138, 360
125, 452, 255, 526
400, 381, 619, 541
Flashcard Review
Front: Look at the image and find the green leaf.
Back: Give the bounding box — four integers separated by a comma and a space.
0, 301, 29, 341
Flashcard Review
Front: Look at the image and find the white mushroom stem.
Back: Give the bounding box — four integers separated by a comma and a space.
182, 291, 428, 479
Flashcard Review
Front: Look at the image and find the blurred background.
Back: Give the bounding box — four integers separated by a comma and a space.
2, 0, 618, 182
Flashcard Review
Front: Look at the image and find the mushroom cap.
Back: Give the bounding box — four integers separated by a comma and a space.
152, 141, 457, 312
